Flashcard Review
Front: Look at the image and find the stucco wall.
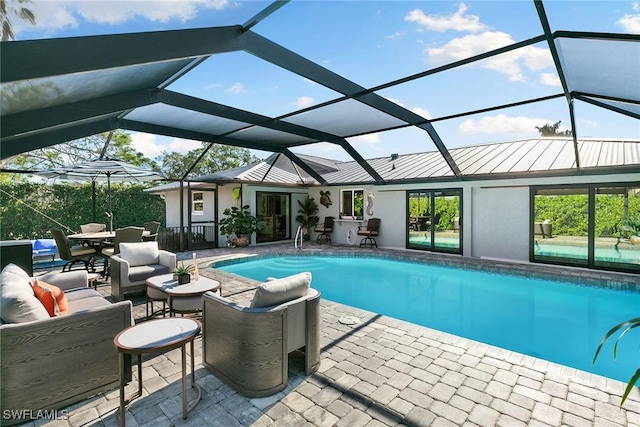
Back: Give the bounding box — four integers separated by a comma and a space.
156, 172, 639, 264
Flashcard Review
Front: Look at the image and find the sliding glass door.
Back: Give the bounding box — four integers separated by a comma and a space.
256, 192, 290, 243
532, 183, 639, 273
407, 189, 461, 254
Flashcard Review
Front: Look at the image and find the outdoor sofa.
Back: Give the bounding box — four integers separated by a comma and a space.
202, 272, 320, 397
0, 264, 132, 426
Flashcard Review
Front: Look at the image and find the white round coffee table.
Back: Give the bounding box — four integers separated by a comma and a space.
146, 274, 221, 317
114, 318, 202, 426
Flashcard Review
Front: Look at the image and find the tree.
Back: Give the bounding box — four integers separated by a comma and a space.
156, 143, 259, 180
1, 0, 36, 41
3, 130, 158, 171
536, 120, 573, 137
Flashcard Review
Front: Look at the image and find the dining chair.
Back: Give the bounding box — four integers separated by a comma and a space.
101, 226, 144, 277
49, 228, 97, 272
357, 218, 381, 248
142, 221, 161, 242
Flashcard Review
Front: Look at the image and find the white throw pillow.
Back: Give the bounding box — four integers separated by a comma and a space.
250, 272, 311, 308
119, 242, 159, 267
0, 263, 49, 323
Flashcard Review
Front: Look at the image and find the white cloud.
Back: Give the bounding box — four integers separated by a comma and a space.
296, 96, 315, 108
458, 114, 552, 136
386, 31, 405, 39
428, 32, 553, 81
540, 72, 561, 87
411, 107, 432, 120
617, 14, 640, 33
20, 0, 229, 33
226, 82, 245, 94
405, 3, 487, 33
348, 133, 381, 145
130, 133, 201, 159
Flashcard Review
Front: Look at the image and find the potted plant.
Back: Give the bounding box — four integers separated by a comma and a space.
295, 196, 320, 240
173, 262, 193, 284
219, 204, 265, 247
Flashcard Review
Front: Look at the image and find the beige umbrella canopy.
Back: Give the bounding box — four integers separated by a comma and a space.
37, 158, 165, 227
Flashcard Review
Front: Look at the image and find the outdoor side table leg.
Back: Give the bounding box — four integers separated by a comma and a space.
181, 338, 202, 419
118, 353, 143, 427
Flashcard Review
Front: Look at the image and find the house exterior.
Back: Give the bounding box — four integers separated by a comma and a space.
148, 138, 640, 274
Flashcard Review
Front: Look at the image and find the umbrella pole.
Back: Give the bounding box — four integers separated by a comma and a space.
92, 181, 96, 222
108, 174, 113, 232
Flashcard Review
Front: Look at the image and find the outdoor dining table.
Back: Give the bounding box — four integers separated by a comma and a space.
68, 230, 151, 254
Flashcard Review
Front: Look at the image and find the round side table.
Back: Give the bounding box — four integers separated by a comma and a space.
113, 318, 202, 426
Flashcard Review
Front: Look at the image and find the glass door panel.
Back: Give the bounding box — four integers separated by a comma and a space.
256, 192, 290, 243
433, 191, 461, 251
408, 191, 431, 249
594, 186, 640, 271
533, 188, 589, 266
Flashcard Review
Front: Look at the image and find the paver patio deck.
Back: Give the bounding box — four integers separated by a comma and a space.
25, 242, 640, 427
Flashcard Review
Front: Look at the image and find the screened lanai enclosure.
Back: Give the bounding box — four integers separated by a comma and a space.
1, 0, 639, 272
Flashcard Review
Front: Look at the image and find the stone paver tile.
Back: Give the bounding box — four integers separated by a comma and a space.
430, 416, 459, 427
386, 372, 413, 391
493, 369, 518, 386
388, 397, 415, 416
429, 400, 467, 425
512, 385, 552, 404
456, 385, 492, 406
326, 400, 353, 418
428, 383, 457, 403
490, 398, 531, 423
404, 407, 437, 427
485, 380, 512, 400
594, 400, 627, 425
496, 414, 528, 427
531, 402, 562, 426
282, 392, 314, 413
468, 404, 500, 427
399, 387, 435, 408
550, 396, 594, 420
440, 370, 466, 388
311, 387, 343, 407
335, 408, 372, 427
302, 406, 339, 427
569, 382, 609, 402
369, 384, 400, 405
365, 402, 404, 425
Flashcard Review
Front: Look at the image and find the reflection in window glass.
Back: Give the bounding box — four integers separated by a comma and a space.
407, 189, 461, 254
594, 186, 640, 270
533, 188, 589, 266
192, 192, 204, 214
340, 189, 363, 219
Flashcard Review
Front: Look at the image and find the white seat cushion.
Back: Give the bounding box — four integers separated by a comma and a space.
250, 272, 311, 308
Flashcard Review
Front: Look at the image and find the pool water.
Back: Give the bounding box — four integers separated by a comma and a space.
218, 255, 640, 383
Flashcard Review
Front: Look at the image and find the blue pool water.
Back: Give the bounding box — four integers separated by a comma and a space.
218, 255, 640, 383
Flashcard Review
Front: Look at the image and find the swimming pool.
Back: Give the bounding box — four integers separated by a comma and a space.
218, 255, 640, 383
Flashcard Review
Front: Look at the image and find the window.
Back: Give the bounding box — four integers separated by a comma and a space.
340, 189, 364, 219
192, 192, 204, 215
531, 183, 639, 273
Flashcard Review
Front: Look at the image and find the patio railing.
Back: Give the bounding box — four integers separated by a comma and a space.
158, 225, 216, 252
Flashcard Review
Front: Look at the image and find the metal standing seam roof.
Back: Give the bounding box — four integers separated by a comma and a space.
187, 138, 640, 187
1, 1, 639, 186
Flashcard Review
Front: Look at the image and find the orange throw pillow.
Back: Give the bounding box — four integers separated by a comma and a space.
33, 279, 69, 317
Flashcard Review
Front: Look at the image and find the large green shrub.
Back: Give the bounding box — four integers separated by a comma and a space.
0, 181, 164, 240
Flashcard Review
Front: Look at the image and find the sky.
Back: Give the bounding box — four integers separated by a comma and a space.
11, 0, 640, 162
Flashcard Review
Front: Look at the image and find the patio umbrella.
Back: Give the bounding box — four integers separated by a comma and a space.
37, 158, 165, 228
